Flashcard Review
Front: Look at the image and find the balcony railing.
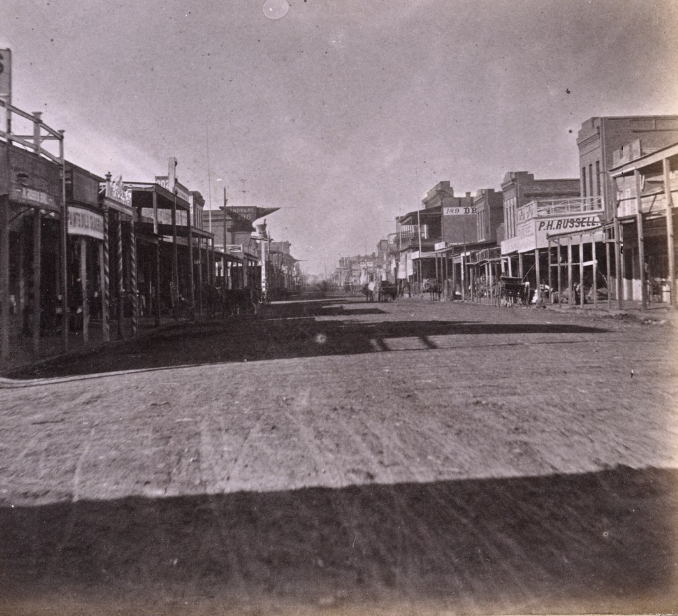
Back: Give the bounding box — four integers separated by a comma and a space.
515, 197, 603, 223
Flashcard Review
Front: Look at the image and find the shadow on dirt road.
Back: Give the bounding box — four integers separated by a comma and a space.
1, 465, 675, 615
7, 300, 610, 380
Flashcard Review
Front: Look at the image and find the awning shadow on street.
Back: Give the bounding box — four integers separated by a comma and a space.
1, 465, 676, 615
6, 310, 610, 380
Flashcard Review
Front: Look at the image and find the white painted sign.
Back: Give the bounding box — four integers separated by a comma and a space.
434, 241, 447, 251
444, 206, 476, 216
502, 214, 604, 254
68, 206, 104, 240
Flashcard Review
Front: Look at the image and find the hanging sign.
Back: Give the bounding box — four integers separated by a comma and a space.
0, 49, 11, 100
68, 206, 104, 240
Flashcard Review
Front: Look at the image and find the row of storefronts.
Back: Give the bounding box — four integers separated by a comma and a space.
350, 116, 678, 310
0, 101, 301, 363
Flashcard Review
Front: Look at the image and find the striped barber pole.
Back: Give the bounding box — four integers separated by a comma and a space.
117, 214, 124, 339
102, 210, 110, 342
130, 221, 138, 335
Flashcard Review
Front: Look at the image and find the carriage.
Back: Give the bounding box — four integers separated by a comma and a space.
499, 276, 528, 306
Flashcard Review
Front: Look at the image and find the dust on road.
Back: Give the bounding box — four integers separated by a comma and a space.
1, 299, 677, 615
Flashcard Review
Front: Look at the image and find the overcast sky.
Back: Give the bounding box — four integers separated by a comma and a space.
2, 0, 677, 274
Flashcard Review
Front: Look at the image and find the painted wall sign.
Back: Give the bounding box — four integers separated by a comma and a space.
502, 214, 603, 254
68, 206, 104, 240
444, 206, 476, 215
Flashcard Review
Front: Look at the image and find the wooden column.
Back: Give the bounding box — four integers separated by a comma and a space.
635, 170, 647, 309
80, 237, 89, 344
614, 214, 623, 308
518, 252, 524, 278
567, 240, 573, 306
664, 158, 675, 307
557, 242, 563, 305
101, 209, 110, 341
452, 255, 457, 300
592, 240, 598, 307
32, 209, 42, 355
187, 208, 195, 319
547, 242, 553, 304
579, 240, 585, 307
171, 191, 179, 318
606, 235, 611, 310
198, 237, 203, 316
60, 134, 68, 354
154, 239, 161, 327
535, 248, 541, 303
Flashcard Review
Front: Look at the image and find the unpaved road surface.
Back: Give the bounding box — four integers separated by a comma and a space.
1, 298, 677, 615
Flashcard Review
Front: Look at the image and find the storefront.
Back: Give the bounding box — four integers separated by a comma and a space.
66, 163, 104, 344
0, 104, 67, 360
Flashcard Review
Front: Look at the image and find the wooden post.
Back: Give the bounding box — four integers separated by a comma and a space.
101, 208, 110, 342
198, 237, 203, 316
664, 158, 675, 307
557, 241, 563, 305
635, 170, 647, 309
460, 254, 465, 300
535, 248, 541, 303
567, 240, 573, 306
172, 191, 179, 317
117, 214, 124, 338
548, 241, 553, 304
592, 239, 598, 307
614, 214, 623, 308
606, 233, 611, 310
80, 237, 88, 344
187, 206, 195, 319
60, 133, 69, 354
32, 209, 42, 355
154, 239, 161, 327
452, 254, 457, 300
0, 196, 8, 361
579, 240, 585, 307
518, 252, 524, 278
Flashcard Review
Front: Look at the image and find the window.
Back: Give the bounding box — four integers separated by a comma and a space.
595, 160, 601, 200
582, 167, 587, 197
589, 164, 593, 198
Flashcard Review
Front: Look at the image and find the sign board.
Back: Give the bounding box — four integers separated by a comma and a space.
0, 49, 11, 100
501, 213, 603, 254
68, 206, 104, 240
434, 241, 447, 251
141, 207, 187, 226
444, 206, 476, 216
11, 186, 58, 210
0, 142, 61, 212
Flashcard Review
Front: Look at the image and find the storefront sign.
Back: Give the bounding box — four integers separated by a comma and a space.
502, 214, 604, 254
11, 186, 58, 210
104, 176, 132, 208
140, 207, 188, 226
444, 206, 476, 215
434, 241, 447, 251
68, 206, 104, 240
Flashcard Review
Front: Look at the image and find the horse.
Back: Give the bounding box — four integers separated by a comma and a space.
224, 288, 258, 316
422, 278, 441, 300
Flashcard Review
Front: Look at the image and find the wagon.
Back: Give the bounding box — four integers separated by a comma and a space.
499, 276, 528, 306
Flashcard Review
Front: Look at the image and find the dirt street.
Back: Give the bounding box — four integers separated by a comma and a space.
0, 298, 677, 615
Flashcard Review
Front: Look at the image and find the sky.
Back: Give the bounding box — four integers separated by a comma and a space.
2, 0, 677, 275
